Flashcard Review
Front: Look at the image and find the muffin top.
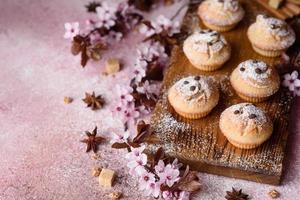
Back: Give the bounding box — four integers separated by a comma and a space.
238, 60, 272, 87
186, 29, 228, 54
198, 0, 245, 26
172, 76, 212, 103
220, 103, 272, 141
168, 75, 219, 113
230, 60, 280, 96
247, 15, 295, 50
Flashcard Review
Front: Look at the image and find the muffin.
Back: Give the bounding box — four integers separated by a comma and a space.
183, 29, 231, 71
220, 103, 273, 149
168, 75, 219, 119
247, 15, 296, 57
230, 59, 280, 102
198, 0, 245, 32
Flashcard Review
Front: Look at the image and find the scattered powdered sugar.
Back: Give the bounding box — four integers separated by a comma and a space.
210, 0, 240, 12
256, 15, 291, 38
223, 103, 267, 126
173, 76, 212, 103
238, 59, 271, 86
190, 29, 227, 53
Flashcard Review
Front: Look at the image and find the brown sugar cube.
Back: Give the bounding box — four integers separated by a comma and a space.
268, 0, 284, 9
268, 189, 280, 199
64, 96, 73, 104
109, 192, 122, 200
91, 167, 102, 177
99, 168, 116, 188
105, 58, 120, 75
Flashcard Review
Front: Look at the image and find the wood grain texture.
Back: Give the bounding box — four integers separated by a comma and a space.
149, 0, 294, 185
256, 0, 300, 20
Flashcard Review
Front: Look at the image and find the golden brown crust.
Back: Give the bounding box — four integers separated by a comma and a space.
183, 30, 231, 71
230, 60, 280, 102
219, 103, 273, 149
168, 76, 219, 119
198, 0, 244, 29
247, 15, 295, 52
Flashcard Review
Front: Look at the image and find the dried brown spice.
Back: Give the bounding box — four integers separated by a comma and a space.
128, 0, 155, 11
85, 1, 101, 13
64, 96, 73, 104
268, 189, 280, 199
82, 92, 105, 110
91, 167, 102, 177
225, 188, 249, 200
109, 192, 122, 200
81, 127, 105, 153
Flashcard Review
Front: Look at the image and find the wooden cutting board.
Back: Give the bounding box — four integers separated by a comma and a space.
149, 0, 294, 185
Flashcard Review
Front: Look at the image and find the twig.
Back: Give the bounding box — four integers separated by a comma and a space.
170, 0, 203, 20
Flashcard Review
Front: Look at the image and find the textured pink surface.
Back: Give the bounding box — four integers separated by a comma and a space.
0, 0, 299, 199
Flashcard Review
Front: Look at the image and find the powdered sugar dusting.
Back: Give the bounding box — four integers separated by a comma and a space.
189, 30, 227, 53
210, 0, 240, 12
256, 15, 291, 38
173, 76, 212, 103
222, 103, 267, 126
200, 0, 245, 26
238, 59, 271, 87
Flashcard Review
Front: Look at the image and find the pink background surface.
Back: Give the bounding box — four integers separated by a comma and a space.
0, 0, 299, 199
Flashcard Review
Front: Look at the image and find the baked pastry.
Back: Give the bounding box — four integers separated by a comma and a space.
230, 59, 280, 102
168, 75, 219, 119
183, 29, 231, 71
220, 103, 273, 149
247, 14, 296, 57
198, 0, 245, 32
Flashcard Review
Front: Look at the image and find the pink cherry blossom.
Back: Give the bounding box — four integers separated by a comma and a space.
85, 19, 97, 31
96, 3, 117, 29
89, 32, 103, 45
115, 102, 140, 124
136, 81, 160, 99
178, 191, 190, 200
155, 160, 166, 174
64, 22, 80, 39
126, 146, 147, 175
137, 41, 167, 62
162, 190, 174, 200
107, 31, 123, 43
125, 145, 146, 160
145, 181, 161, 198
137, 105, 150, 116
293, 79, 300, 96
123, 104, 140, 124
133, 65, 146, 83
153, 15, 180, 36
116, 85, 134, 105
110, 131, 131, 143
282, 70, 299, 91
139, 24, 155, 37
137, 44, 156, 62
171, 158, 183, 169
139, 171, 156, 190
136, 58, 148, 68
118, 2, 135, 17
127, 153, 147, 175
163, 164, 180, 187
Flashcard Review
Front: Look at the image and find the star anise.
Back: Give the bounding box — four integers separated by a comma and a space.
225, 188, 249, 200
80, 127, 105, 153
85, 1, 101, 13
128, 0, 154, 11
82, 92, 105, 110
